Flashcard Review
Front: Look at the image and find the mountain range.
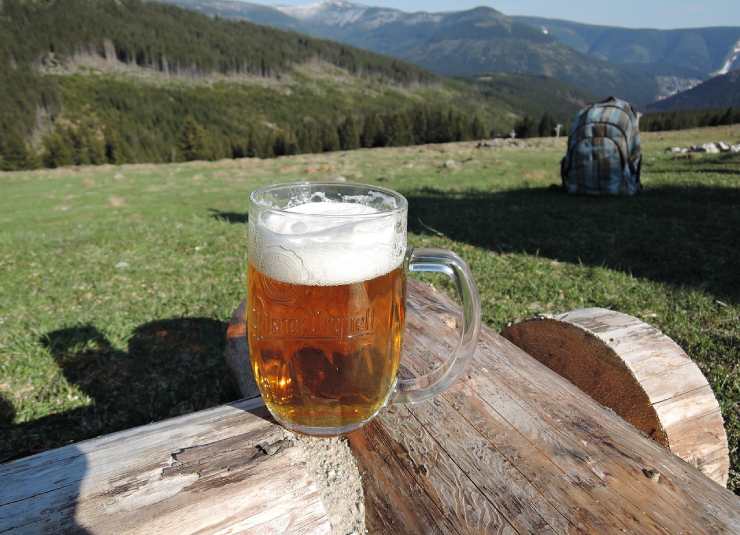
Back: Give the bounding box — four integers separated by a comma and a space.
648, 69, 740, 112
165, 0, 740, 106
516, 17, 740, 78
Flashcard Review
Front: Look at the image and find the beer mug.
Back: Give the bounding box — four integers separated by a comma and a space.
247, 182, 481, 436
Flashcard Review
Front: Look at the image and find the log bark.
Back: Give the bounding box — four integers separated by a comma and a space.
2, 282, 739, 534
501, 308, 730, 487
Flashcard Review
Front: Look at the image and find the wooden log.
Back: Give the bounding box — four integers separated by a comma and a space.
0, 399, 332, 534
225, 300, 260, 400
349, 282, 740, 534
2, 282, 739, 534
501, 308, 730, 487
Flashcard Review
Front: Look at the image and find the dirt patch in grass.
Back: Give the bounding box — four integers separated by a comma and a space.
108, 195, 126, 208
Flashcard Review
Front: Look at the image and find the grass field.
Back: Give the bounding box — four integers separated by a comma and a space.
0, 126, 738, 493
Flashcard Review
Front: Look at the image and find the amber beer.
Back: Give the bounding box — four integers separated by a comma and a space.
247, 183, 481, 436
247, 264, 405, 431
247, 190, 409, 434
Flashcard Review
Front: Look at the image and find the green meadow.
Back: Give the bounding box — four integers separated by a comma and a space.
0, 126, 738, 492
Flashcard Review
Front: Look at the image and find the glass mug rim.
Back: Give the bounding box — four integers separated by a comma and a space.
247, 181, 480, 436
249, 180, 408, 219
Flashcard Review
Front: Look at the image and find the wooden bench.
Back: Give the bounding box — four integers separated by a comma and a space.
2, 281, 738, 534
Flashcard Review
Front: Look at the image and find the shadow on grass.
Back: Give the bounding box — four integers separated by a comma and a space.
652, 153, 740, 175
209, 209, 248, 224
0, 318, 240, 462
0, 396, 13, 428
407, 185, 740, 303
649, 167, 740, 176
0, 316, 265, 531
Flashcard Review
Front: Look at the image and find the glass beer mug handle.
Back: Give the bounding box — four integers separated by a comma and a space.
394, 248, 482, 404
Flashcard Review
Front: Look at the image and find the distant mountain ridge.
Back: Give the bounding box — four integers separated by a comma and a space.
515, 16, 740, 78
163, 0, 740, 105
163, 0, 659, 104
647, 69, 740, 112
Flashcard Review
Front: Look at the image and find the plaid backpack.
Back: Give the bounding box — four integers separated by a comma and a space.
561, 97, 642, 195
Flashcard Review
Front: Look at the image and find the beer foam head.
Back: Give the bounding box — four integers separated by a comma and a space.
250, 199, 406, 286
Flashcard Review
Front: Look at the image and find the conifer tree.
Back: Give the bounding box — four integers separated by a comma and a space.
720, 107, 734, 125
471, 115, 487, 139
273, 129, 298, 156
246, 131, 258, 158
297, 119, 322, 154
180, 116, 210, 161
338, 116, 360, 150
411, 107, 429, 144
273, 134, 288, 157
42, 131, 74, 168
80, 122, 106, 165
538, 112, 555, 137
449, 110, 466, 141
428, 109, 453, 143
104, 129, 122, 164
283, 128, 299, 155
361, 114, 385, 148
0, 132, 30, 171
321, 121, 340, 152
254, 129, 276, 158
515, 115, 536, 138
384, 112, 413, 146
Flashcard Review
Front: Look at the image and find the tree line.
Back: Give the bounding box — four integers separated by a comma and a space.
0, 92, 491, 170
512, 113, 565, 138
641, 107, 740, 132
509, 107, 740, 138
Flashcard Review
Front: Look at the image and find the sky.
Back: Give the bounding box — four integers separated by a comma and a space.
247, 0, 740, 29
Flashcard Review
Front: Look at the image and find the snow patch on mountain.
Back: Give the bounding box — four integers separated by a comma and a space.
541, 26, 549, 35
405, 12, 443, 25
655, 76, 703, 100
275, 2, 322, 19
276, 0, 368, 24
714, 39, 740, 76
359, 11, 405, 29
275, 0, 439, 28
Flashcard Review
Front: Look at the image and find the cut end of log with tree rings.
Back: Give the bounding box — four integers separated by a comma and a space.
502, 307, 730, 487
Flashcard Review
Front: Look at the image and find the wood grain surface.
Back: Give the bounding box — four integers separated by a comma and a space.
348, 280, 740, 535
0, 399, 330, 534
502, 308, 730, 486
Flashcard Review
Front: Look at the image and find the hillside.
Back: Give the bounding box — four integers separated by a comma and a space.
473, 73, 594, 125
164, 0, 661, 104
0, 0, 513, 170
647, 70, 740, 112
